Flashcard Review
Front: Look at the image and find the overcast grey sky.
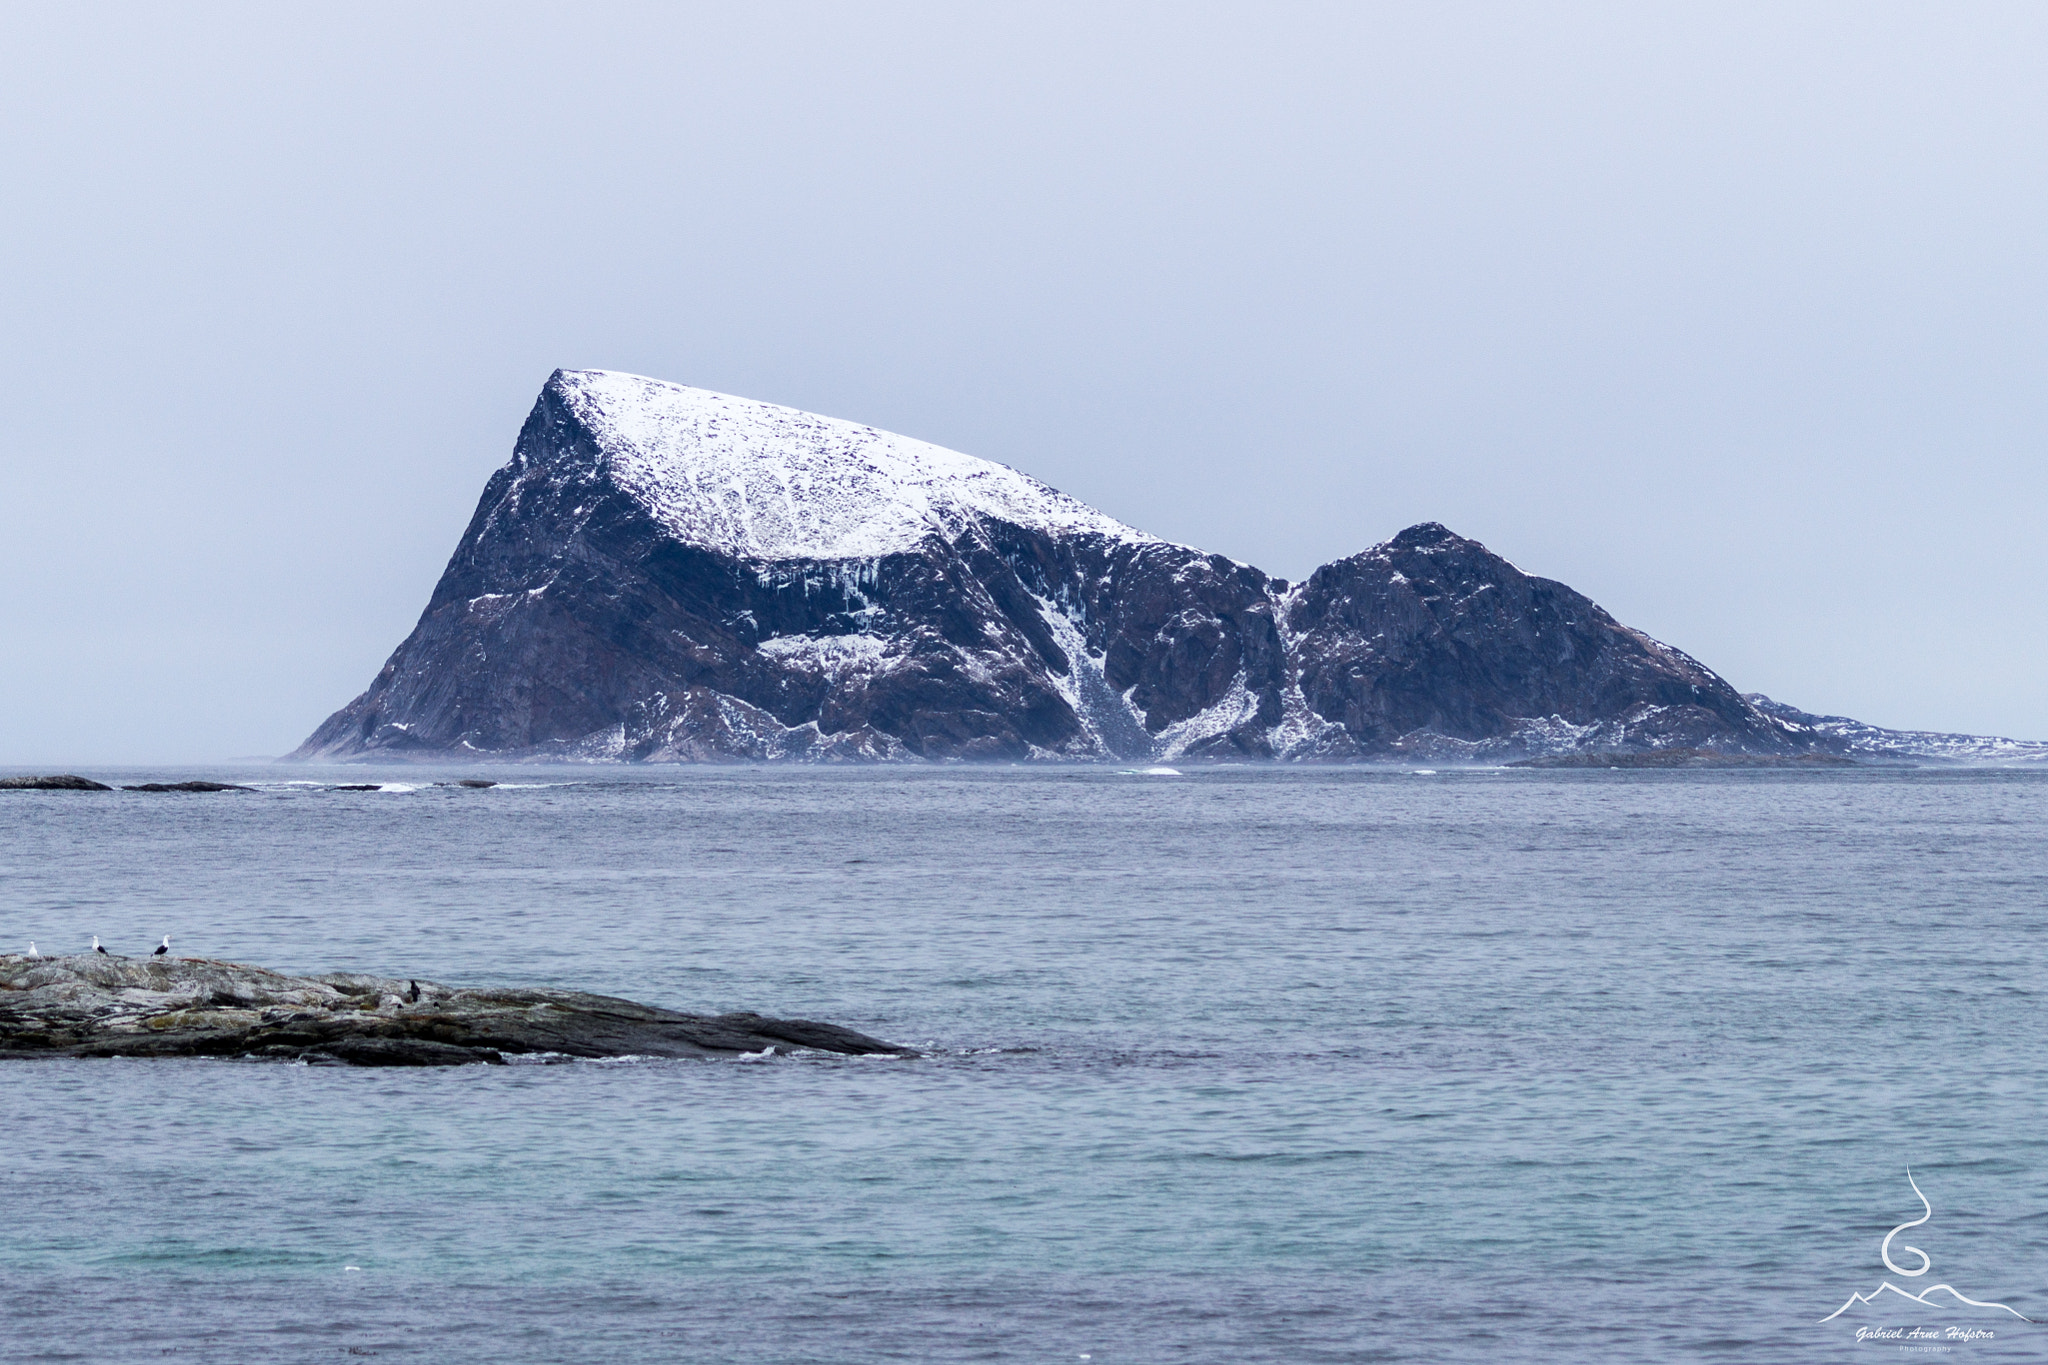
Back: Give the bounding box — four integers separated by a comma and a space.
3, 2, 2044, 762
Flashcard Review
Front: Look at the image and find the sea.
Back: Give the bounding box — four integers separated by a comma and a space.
1, 764, 2043, 1363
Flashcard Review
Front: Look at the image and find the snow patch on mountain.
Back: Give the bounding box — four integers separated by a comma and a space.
553, 369, 1153, 561
545, 687, 912, 764
756, 632, 893, 681
1028, 593, 1151, 759
1154, 672, 1260, 759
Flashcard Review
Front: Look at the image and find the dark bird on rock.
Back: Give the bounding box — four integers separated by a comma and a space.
153, 935, 170, 957
93, 936, 108, 955
408, 980, 421, 1002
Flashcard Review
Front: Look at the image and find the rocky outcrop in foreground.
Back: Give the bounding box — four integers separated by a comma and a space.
0, 955, 907, 1066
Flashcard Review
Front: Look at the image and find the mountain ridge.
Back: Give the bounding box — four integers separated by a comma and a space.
292, 370, 2043, 765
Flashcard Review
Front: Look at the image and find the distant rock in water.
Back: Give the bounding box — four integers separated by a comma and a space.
0, 954, 908, 1066
291, 369, 2047, 765
122, 781, 255, 793
0, 775, 113, 790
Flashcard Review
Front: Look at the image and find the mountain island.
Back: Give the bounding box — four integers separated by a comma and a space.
293, 371, 2041, 765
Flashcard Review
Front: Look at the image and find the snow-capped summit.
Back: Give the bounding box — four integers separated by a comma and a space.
545, 369, 1152, 561
292, 370, 2039, 765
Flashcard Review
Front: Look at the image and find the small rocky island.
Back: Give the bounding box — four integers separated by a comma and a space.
0, 954, 908, 1066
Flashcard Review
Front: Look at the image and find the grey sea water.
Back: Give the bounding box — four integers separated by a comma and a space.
1, 765, 2044, 1363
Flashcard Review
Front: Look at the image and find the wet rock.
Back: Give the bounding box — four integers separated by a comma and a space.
121, 781, 256, 793
0, 955, 909, 1066
315, 1037, 507, 1067
0, 775, 113, 791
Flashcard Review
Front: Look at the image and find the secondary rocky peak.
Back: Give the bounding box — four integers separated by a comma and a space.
1283, 522, 1788, 759
1386, 520, 1462, 549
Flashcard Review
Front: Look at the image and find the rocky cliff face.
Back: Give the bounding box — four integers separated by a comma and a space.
292, 369, 1924, 763
1273, 526, 1796, 761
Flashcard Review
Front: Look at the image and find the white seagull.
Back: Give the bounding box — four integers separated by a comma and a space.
153, 935, 171, 957
27, 941, 38, 958
92, 935, 108, 955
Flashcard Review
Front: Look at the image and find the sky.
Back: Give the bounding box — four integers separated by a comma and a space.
3, 2, 2044, 762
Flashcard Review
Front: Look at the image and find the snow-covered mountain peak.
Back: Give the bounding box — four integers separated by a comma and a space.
299, 367, 2043, 764
548, 369, 1153, 561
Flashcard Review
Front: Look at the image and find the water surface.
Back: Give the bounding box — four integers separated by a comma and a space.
2, 765, 2043, 1361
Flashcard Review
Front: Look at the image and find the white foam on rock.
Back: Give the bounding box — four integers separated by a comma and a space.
551, 370, 1153, 562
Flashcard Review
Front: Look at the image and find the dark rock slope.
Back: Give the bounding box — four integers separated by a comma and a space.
292, 369, 2026, 764
0, 954, 907, 1066
1275, 525, 1797, 761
